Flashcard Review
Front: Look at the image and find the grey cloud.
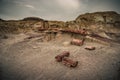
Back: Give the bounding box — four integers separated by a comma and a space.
0, 0, 120, 21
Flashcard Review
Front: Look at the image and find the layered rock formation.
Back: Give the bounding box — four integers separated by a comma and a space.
0, 11, 120, 42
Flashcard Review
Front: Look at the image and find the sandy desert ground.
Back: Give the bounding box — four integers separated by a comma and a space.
0, 32, 120, 80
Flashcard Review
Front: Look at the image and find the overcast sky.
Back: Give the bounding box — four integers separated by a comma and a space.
0, 0, 120, 21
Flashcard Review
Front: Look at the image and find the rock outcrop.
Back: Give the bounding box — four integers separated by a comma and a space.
75, 11, 120, 33
0, 11, 120, 42
64, 11, 120, 42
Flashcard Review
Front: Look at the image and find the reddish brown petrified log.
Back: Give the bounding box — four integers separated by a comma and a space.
61, 29, 87, 36
62, 57, 78, 68
55, 51, 70, 62
71, 38, 85, 46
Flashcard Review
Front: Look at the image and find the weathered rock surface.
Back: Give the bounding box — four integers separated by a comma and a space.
75, 11, 120, 32
0, 11, 120, 80
0, 11, 120, 42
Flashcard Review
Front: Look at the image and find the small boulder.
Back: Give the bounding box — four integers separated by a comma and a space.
85, 46, 96, 50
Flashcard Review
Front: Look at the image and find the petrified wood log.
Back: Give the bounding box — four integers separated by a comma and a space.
71, 38, 85, 46
62, 57, 78, 68
61, 29, 87, 36
55, 51, 70, 62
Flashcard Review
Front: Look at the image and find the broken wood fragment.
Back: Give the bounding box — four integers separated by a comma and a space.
62, 57, 78, 68
71, 38, 85, 46
55, 51, 70, 62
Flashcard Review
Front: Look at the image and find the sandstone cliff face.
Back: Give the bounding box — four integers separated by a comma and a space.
0, 11, 120, 41
48, 21, 65, 29
0, 17, 45, 34
64, 11, 120, 41
68, 11, 120, 33
0, 17, 66, 34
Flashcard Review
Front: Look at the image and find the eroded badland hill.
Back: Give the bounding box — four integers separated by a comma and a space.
0, 11, 120, 80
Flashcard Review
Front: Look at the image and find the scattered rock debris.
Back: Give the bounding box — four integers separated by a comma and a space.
55, 51, 78, 68
55, 51, 70, 62
62, 57, 78, 68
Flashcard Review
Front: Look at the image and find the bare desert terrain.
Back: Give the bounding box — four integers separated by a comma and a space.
0, 32, 120, 80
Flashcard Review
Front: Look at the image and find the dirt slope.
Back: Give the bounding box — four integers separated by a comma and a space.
0, 32, 120, 80
0, 11, 120, 80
